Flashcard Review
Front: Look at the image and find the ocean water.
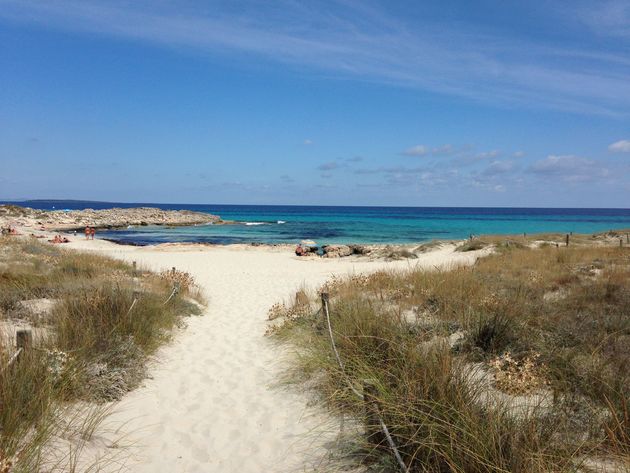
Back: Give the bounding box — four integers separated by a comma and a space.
4, 200, 630, 246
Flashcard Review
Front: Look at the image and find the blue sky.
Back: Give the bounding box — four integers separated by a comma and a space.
0, 0, 629, 207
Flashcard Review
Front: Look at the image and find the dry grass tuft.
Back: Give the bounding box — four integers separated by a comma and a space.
158, 267, 196, 292
0, 236, 204, 470
271, 243, 630, 472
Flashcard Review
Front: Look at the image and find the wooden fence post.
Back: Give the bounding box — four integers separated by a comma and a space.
16, 329, 32, 351
321, 292, 329, 311
626, 234, 629, 244
621, 238, 624, 248
363, 379, 385, 449
5, 330, 31, 368
565, 234, 570, 247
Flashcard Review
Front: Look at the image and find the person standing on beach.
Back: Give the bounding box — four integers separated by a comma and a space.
90, 226, 96, 240
85, 226, 90, 239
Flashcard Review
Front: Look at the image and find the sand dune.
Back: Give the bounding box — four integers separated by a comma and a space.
61, 238, 487, 472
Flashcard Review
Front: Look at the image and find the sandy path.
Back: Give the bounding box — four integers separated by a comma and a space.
62, 240, 486, 472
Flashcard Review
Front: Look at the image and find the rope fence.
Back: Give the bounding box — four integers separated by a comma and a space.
163, 283, 180, 305
126, 298, 138, 316
5, 347, 23, 370
320, 292, 411, 473
4, 271, 181, 372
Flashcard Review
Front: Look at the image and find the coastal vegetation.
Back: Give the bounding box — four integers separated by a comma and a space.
0, 236, 203, 471
269, 241, 630, 472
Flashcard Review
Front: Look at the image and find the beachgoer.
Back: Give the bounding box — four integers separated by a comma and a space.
85, 226, 90, 239
90, 227, 96, 240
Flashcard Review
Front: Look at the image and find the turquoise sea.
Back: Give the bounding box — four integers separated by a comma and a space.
5, 201, 630, 246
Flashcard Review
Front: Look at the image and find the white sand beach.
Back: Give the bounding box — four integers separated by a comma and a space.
45, 237, 489, 472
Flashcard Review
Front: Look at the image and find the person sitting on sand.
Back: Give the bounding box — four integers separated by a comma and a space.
49, 234, 70, 244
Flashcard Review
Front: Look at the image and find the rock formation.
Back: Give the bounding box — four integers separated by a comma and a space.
0, 205, 221, 230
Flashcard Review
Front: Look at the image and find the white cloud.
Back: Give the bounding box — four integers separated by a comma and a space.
529, 154, 610, 182
401, 145, 428, 156
401, 144, 456, 157
608, 140, 630, 153
354, 165, 427, 175
279, 174, 295, 183
476, 150, 501, 159
451, 148, 502, 166
573, 0, 630, 38
513, 151, 525, 158
2, 0, 630, 115
304, 139, 313, 145
317, 161, 339, 171
482, 160, 515, 176
432, 144, 454, 155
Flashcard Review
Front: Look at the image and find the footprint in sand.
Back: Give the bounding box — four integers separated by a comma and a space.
191, 444, 210, 463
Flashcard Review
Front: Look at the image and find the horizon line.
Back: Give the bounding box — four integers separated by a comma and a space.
1, 198, 629, 211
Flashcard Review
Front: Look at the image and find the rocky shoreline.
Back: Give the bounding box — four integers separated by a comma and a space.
0, 204, 222, 231
295, 241, 452, 260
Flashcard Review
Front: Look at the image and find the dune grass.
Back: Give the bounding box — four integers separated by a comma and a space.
0, 236, 203, 471
270, 243, 630, 472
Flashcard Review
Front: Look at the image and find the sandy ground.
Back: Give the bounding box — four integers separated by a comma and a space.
38, 235, 489, 472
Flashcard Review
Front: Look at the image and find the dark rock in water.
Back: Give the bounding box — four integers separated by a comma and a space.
102, 238, 146, 247
322, 244, 353, 258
